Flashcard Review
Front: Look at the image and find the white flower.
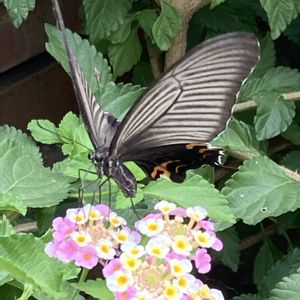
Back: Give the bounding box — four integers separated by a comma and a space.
71, 231, 92, 247
154, 201, 176, 214
137, 218, 165, 237
83, 204, 102, 221
66, 208, 87, 224
169, 259, 192, 277
193, 230, 216, 248
96, 239, 116, 259
186, 206, 207, 222
171, 235, 192, 256
106, 270, 134, 292
109, 212, 127, 227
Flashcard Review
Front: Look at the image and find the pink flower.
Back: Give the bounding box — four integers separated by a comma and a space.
115, 286, 136, 300
56, 239, 79, 262
52, 217, 76, 241
170, 207, 186, 217
198, 220, 215, 232
75, 245, 98, 269
95, 204, 110, 217
45, 242, 57, 257
103, 259, 123, 278
212, 237, 223, 251
134, 213, 162, 229
195, 248, 211, 274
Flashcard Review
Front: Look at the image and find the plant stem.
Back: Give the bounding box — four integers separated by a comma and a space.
70, 269, 90, 300
233, 91, 300, 113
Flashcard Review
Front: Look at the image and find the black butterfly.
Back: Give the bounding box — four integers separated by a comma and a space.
52, 0, 259, 198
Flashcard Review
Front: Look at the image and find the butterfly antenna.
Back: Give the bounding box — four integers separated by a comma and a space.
36, 120, 93, 152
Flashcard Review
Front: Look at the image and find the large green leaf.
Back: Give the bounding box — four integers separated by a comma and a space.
269, 272, 300, 300
260, 0, 300, 39
232, 294, 263, 300
138, 9, 158, 41
0, 234, 78, 299
3, 0, 35, 28
45, 24, 112, 93
108, 28, 142, 78
254, 91, 295, 140
222, 156, 300, 225
259, 248, 300, 297
0, 127, 69, 209
211, 119, 266, 157
97, 82, 144, 119
215, 227, 240, 272
152, 0, 182, 51
83, 0, 132, 41
144, 173, 235, 230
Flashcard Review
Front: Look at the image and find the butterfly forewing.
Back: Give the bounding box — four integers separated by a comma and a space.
52, 0, 118, 152
109, 33, 259, 159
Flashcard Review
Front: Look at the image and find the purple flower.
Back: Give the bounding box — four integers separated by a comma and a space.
195, 248, 211, 274
114, 286, 136, 300
52, 217, 76, 241
56, 239, 79, 262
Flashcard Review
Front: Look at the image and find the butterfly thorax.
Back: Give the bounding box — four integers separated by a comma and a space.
90, 151, 137, 197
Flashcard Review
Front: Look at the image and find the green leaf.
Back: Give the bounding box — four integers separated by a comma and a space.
125, 162, 146, 181
210, 0, 226, 9
215, 227, 240, 272
259, 248, 300, 297
108, 28, 142, 78
73, 279, 114, 300
281, 151, 300, 172
0, 194, 27, 215
239, 67, 300, 101
222, 156, 300, 225
251, 33, 275, 78
144, 173, 235, 230
116, 187, 144, 209
282, 123, 300, 145
97, 82, 144, 119
269, 272, 300, 300
254, 240, 279, 286
254, 92, 295, 140
284, 15, 300, 45
0, 216, 15, 237
3, 0, 35, 28
132, 62, 154, 86
260, 0, 300, 39
45, 24, 112, 93
0, 234, 79, 298
152, 0, 182, 51
211, 118, 266, 157
0, 136, 69, 208
83, 0, 132, 41
27, 119, 61, 144
109, 17, 132, 44
138, 9, 158, 41
58, 112, 81, 143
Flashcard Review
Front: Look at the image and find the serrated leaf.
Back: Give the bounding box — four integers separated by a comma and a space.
97, 82, 144, 119
281, 151, 300, 172
0, 193, 27, 215
3, 0, 35, 28
83, 0, 132, 41
73, 279, 114, 300
0, 234, 79, 298
152, 0, 182, 51
269, 272, 300, 300
45, 24, 112, 93
211, 118, 266, 157
0, 139, 69, 208
215, 227, 240, 272
108, 28, 142, 78
260, 0, 300, 39
144, 173, 235, 230
138, 9, 158, 41
0, 216, 15, 237
222, 156, 300, 225
239, 67, 300, 101
251, 33, 275, 78
27, 119, 61, 144
254, 240, 279, 286
109, 17, 132, 44
254, 92, 295, 140
259, 248, 300, 297
58, 112, 81, 143
210, 0, 226, 9
282, 123, 300, 145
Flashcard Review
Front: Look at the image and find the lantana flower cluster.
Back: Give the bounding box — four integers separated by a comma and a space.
45, 204, 140, 269
45, 201, 224, 299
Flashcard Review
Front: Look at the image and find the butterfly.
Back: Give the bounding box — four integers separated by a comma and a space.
52, 0, 259, 198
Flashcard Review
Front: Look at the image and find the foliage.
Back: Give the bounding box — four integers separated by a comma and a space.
1, 0, 300, 299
